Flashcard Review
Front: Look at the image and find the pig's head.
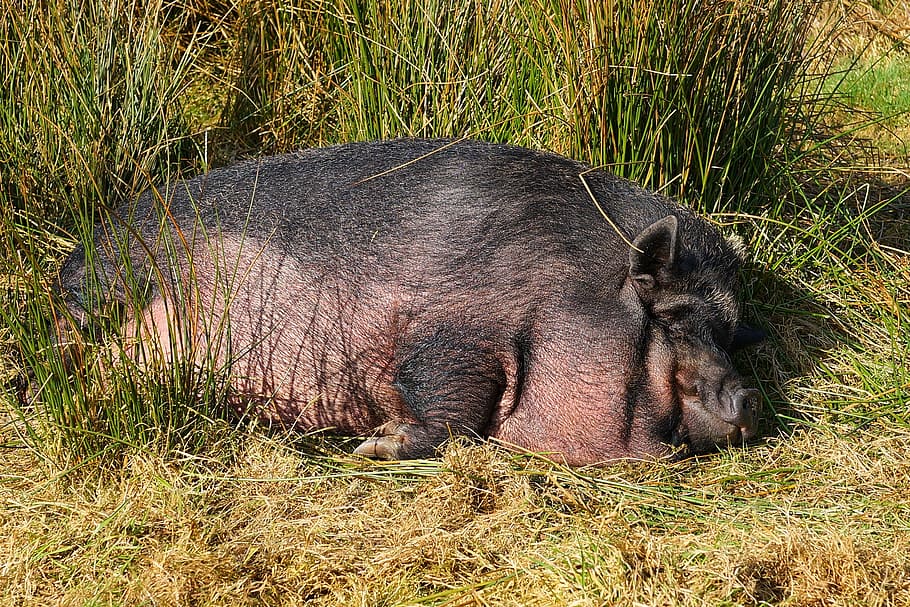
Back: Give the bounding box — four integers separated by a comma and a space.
628, 215, 762, 456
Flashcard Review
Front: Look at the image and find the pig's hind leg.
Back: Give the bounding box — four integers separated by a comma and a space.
354, 330, 507, 460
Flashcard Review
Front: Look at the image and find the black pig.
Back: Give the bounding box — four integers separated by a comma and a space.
57, 139, 760, 466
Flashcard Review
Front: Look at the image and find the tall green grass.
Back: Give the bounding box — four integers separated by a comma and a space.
1, 0, 900, 466
0, 0, 199, 219
0, 0, 227, 465
217, 0, 826, 210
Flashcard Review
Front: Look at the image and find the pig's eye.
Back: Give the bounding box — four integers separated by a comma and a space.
654, 304, 692, 323
678, 382, 699, 398
652, 295, 706, 323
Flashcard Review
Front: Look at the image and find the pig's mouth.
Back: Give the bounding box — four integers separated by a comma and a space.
676, 386, 760, 449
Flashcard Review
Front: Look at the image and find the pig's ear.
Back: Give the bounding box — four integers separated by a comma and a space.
629, 215, 679, 292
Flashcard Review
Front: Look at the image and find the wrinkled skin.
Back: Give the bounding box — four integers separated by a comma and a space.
57, 139, 762, 466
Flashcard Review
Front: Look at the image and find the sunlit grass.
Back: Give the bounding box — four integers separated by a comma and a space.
1, 0, 908, 605
212, 0, 828, 212
2, 433, 909, 605
833, 55, 910, 157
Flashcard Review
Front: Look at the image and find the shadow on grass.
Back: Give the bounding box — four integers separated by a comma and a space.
739, 172, 910, 443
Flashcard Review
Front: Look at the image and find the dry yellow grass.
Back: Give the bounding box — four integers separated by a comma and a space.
817, 1, 910, 60
2, 427, 909, 606
1, 1, 908, 605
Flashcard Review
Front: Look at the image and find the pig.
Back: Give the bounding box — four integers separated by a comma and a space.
56, 138, 761, 466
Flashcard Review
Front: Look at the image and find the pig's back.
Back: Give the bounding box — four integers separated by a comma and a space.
149, 139, 656, 272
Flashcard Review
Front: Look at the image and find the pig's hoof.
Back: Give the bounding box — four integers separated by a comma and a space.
354, 425, 406, 460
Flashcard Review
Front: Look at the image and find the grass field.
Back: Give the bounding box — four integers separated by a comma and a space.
1, 0, 909, 605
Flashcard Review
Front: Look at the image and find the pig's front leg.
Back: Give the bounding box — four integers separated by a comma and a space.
355, 327, 507, 460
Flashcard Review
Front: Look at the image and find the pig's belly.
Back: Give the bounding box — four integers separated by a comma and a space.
224, 319, 397, 435
175, 237, 406, 434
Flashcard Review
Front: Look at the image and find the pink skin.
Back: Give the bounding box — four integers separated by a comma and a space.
126, 242, 754, 466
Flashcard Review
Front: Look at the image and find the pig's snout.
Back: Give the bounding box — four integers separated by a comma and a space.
720, 386, 760, 440
677, 362, 761, 448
